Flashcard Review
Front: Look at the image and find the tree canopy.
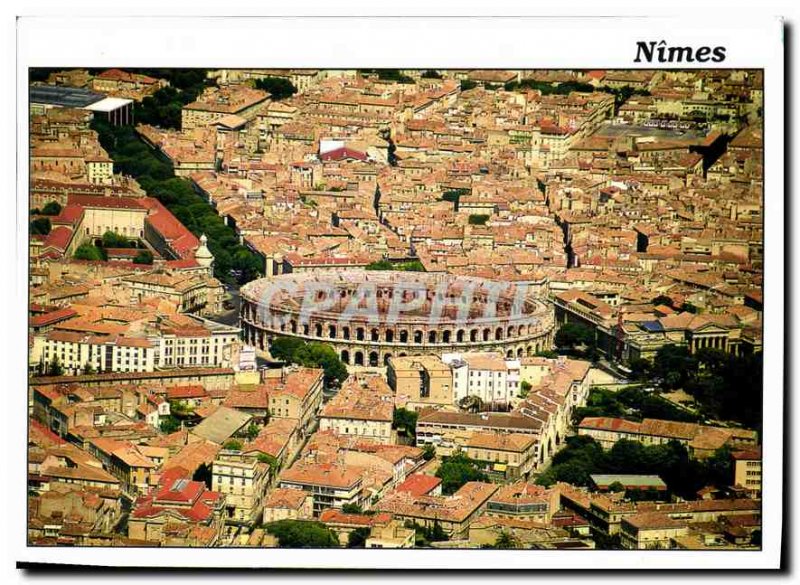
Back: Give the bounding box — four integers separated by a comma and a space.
554, 322, 595, 349
269, 337, 348, 388
467, 214, 490, 226
535, 435, 734, 500
30, 217, 51, 236
73, 243, 106, 261
263, 520, 339, 548
435, 453, 489, 495
392, 408, 419, 440
253, 77, 297, 100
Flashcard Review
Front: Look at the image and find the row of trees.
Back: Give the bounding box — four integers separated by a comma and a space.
364, 259, 425, 271
268, 337, 348, 388
571, 386, 700, 425
90, 118, 263, 284
535, 435, 734, 500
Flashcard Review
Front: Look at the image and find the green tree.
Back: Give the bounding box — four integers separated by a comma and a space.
364, 259, 394, 271
468, 214, 489, 226
30, 217, 52, 235
652, 344, 696, 389
435, 453, 489, 495
460, 79, 478, 91
224, 439, 243, 451
41, 201, 62, 216
554, 322, 594, 349
422, 444, 436, 461
458, 395, 484, 413
46, 356, 64, 376
245, 423, 260, 440
253, 77, 298, 100
392, 408, 419, 439
133, 250, 154, 265
159, 415, 181, 434
494, 531, 520, 549
652, 294, 673, 307
347, 526, 371, 548
73, 243, 106, 261
421, 70, 442, 79
341, 503, 363, 514
268, 337, 348, 388
263, 520, 339, 548
101, 230, 134, 248
628, 357, 652, 381
519, 380, 532, 398
607, 481, 626, 493
257, 453, 279, 478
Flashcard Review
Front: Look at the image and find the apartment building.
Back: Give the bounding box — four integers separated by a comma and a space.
387, 355, 453, 411
732, 447, 762, 497
319, 375, 395, 445
443, 352, 521, 406
464, 432, 538, 480
278, 462, 365, 516
211, 450, 271, 528
264, 367, 324, 435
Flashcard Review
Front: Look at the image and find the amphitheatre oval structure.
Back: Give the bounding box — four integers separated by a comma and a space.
240, 270, 555, 367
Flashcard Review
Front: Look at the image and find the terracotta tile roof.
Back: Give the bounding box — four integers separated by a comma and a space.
396, 474, 442, 497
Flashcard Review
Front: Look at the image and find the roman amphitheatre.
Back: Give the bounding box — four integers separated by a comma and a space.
240, 270, 555, 367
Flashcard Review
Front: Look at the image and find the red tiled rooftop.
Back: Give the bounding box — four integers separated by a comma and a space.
396, 474, 442, 497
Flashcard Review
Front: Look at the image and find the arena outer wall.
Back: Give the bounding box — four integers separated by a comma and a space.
239, 270, 555, 367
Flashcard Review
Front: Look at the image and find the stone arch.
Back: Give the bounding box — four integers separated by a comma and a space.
383, 353, 393, 366
527, 345, 533, 356
507, 325, 515, 338
371, 328, 380, 342
518, 324, 525, 336
482, 328, 491, 342
303, 323, 310, 336
428, 330, 437, 344
343, 326, 351, 340
385, 329, 394, 343
470, 329, 478, 342
413, 330, 423, 344
506, 350, 514, 359
290, 320, 298, 334
495, 327, 503, 341
399, 329, 409, 343
517, 347, 523, 358
328, 324, 337, 339
314, 322, 323, 337
356, 327, 365, 341
354, 351, 364, 366
341, 350, 350, 364
369, 351, 379, 367
457, 329, 465, 343
442, 330, 451, 343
